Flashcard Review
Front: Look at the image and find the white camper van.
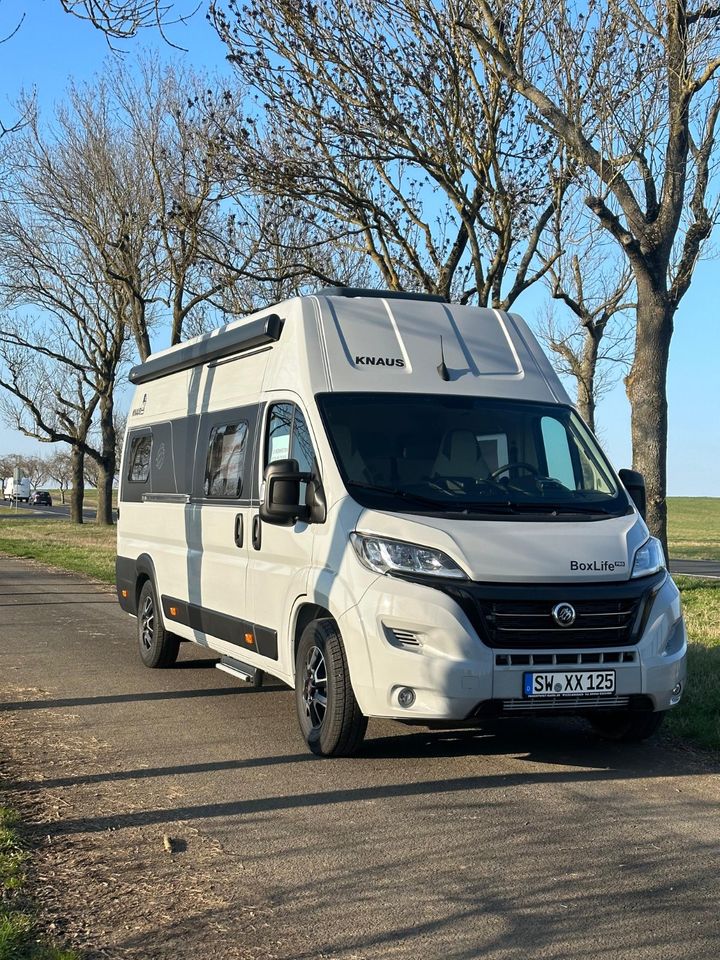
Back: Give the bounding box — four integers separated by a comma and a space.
116, 289, 686, 756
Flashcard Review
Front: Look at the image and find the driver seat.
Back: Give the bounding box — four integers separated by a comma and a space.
433, 429, 490, 479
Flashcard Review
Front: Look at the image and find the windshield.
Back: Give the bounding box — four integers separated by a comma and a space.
317, 393, 629, 518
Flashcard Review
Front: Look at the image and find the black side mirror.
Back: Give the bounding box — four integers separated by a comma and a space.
260, 458, 312, 525
619, 468, 646, 519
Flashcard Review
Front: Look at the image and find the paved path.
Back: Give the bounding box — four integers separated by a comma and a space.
0, 555, 718, 960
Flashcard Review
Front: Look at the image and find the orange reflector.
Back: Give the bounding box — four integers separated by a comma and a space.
245, 632, 254, 645
169, 606, 177, 617
121, 589, 128, 598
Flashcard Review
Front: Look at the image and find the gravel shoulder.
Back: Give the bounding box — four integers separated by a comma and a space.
1, 556, 719, 960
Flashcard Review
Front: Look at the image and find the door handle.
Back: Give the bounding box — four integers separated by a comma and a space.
234, 513, 243, 547
252, 514, 262, 551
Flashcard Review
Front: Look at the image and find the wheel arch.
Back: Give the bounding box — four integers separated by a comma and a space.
292, 602, 333, 678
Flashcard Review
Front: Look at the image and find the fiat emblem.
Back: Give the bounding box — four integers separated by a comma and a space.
552, 602, 576, 627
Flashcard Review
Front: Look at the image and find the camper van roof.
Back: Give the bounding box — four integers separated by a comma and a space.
127, 291, 569, 408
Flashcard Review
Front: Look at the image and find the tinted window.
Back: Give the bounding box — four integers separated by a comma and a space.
204, 422, 248, 498
267, 403, 293, 464
127, 435, 152, 483
317, 393, 625, 518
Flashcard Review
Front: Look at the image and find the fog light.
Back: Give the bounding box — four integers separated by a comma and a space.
397, 687, 416, 708
672, 682, 682, 696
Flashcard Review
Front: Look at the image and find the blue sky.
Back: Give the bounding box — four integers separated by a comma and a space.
0, 0, 716, 495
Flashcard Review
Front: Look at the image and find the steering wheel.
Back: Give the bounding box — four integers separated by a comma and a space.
489, 461, 541, 481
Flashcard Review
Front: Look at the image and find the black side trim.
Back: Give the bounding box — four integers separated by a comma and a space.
128, 314, 283, 385
161, 595, 278, 660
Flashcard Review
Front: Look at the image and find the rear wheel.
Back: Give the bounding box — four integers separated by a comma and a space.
295, 619, 367, 757
137, 579, 180, 668
589, 709, 666, 742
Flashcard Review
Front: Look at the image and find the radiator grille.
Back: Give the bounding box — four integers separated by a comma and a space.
482, 597, 639, 648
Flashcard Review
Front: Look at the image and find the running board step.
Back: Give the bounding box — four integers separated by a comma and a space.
216, 656, 264, 686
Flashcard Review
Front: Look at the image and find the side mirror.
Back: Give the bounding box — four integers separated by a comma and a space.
260, 458, 312, 525
619, 468, 646, 519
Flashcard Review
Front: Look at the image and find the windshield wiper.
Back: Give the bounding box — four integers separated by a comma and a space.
508, 502, 615, 516
345, 481, 445, 509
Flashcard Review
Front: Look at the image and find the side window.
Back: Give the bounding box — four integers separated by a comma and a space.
540, 417, 575, 488
267, 403, 294, 463
127, 435, 152, 483
204, 422, 249, 498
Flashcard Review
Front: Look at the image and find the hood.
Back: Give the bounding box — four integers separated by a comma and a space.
354, 508, 649, 583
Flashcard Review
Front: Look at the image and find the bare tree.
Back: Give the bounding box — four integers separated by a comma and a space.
0, 452, 46, 488
0, 96, 131, 528
210, 0, 566, 307
539, 204, 635, 431
0, 338, 100, 522
46, 450, 74, 504
462, 0, 720, 549
111, 60, 269, 353
59, 1, 194, 40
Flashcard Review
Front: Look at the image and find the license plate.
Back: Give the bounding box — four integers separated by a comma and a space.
523, 670, 616, 697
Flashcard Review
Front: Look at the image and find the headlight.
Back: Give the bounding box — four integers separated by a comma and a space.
350, 533, 467, 579
631, 537, 666, 578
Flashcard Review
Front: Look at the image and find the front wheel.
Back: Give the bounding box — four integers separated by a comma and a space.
589, 709, 666, 742
137, 579, 180, 668
295, 619, 367, 757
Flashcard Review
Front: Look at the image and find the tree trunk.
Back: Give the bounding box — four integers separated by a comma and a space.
70, 445, 85, 524
625, 284, 674, 555
577, 329, 600, 432
95, 393, 116, 525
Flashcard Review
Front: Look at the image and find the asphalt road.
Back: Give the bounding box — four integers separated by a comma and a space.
0, 555, 719, 960
670, 559, 720, 579
1, 502, 117, 521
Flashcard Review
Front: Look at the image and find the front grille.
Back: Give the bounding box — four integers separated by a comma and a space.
425, 572, 666, 651
501, 695, 630, 711
483, 597, 640, 648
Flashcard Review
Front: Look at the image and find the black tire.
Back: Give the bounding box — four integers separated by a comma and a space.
589, 709, 666, 742
295, 618, 367, 757
137, 579, 180, 668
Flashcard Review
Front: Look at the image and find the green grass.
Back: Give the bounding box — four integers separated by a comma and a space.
0, 516, 115, 583
666, 576, 720, 751
0, 808, 78, 960
667, 497, 720, 560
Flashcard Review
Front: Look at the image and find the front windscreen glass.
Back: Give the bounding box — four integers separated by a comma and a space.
317, 393, 628, 518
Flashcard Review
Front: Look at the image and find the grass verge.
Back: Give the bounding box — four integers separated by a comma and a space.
666, 576, 720, 751
0, 806, 77, 960
667, 496, 720, 560
0, 516, 115, 583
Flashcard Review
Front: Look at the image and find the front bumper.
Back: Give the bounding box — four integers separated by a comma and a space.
345, 571, 686, 721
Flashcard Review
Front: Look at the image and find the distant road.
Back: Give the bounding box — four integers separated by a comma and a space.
1, 503, 117, 521
670, 559, 720, 579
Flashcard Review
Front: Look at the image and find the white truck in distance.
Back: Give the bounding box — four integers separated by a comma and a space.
3, 477, 31, 502
116, 288, 687, 756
